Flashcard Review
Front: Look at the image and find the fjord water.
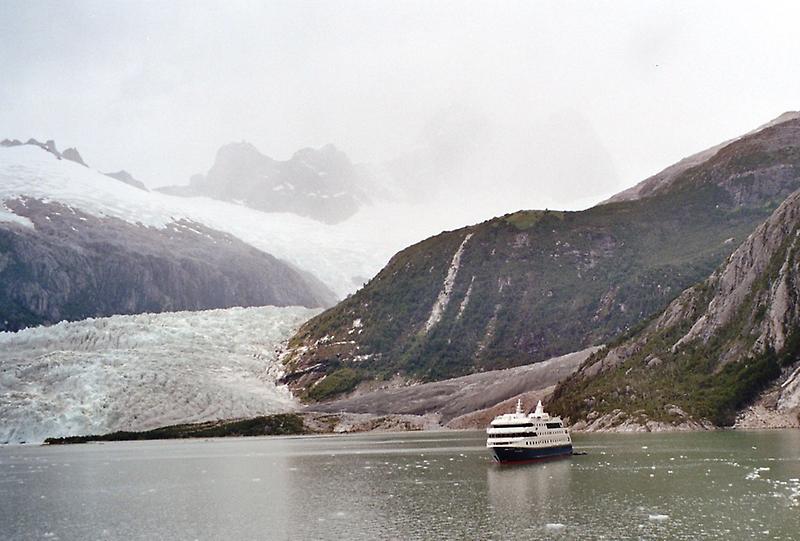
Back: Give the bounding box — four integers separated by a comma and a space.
2, 431, 798, 540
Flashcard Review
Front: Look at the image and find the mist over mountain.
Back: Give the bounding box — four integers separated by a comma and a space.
0, 141, 416, 300
104, 170, 148, 191
0, 144, 369, 330
1, 137, 87, 167
158, 142, 373, 224
282, 113, 800, 402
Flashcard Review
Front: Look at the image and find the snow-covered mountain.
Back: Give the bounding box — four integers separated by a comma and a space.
0, 144, 342, 330
0, 143, 411, 302
0, 306, 317, 444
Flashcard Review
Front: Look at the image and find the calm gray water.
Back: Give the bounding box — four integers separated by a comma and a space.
1, 430, 799, 540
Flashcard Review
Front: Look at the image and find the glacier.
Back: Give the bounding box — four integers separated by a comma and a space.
0, 306, 319, 444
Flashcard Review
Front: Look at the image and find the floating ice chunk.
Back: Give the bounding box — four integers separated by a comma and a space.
545, 523, 565, 530
648, 514, 669, 521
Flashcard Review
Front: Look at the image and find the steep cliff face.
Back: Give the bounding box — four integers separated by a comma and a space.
549, 189, 800, 429
0, 198, 335, 331
157, 142, 371, 224
282, 114, 800, 401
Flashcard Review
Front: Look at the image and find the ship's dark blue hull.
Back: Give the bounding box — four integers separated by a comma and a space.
490, 444, 573, 463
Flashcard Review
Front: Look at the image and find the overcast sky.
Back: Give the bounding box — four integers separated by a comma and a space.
2, 0, 800, 216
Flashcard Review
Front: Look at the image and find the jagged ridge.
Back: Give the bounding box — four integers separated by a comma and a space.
157, 142, 371, 224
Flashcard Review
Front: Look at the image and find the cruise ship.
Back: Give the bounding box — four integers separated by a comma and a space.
486, 399, 572, 463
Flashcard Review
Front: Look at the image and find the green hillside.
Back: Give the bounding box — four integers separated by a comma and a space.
549, 188, 800, 427
283, 117, 800, 401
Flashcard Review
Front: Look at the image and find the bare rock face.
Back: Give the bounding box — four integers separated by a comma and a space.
61, 147, 87, 166
551, 186, 800, 429
105, 170, 148, 191
157, 142, 370, 224
0, 198, 336, 331
2, 138, 88, 166
676, 190, 800, 350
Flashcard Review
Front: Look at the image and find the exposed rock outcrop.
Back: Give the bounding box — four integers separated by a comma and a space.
61, 147, 87, 166
105, 170, 148, 191
2, 138, 88, 166
550, 187, 800, 429
157, 142, 371, 224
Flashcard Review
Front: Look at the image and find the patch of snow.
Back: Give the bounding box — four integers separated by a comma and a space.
456, 276, 475, 320
0, 201, 33, 228
424, 233, 473, 333
0, 305, 319, 444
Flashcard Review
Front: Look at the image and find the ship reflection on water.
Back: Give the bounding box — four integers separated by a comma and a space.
487, 457, 573, 515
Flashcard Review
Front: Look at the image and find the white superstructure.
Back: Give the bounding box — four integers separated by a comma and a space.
486, 399, 572, 462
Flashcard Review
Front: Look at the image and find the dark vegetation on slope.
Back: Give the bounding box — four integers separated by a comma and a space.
0, 198, 336, 331
549, 189, 800, 427
43, 414, 306, 444
283, 117, 800, 401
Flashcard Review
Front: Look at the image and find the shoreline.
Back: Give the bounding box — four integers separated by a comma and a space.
27, 410, 800, 447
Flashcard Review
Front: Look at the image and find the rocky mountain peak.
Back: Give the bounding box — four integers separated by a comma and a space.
214, 141, 267, 163
61, 147, 87, 167
2, 138, 88, 166
161, 141, 369, 224
105, 170, 148, 191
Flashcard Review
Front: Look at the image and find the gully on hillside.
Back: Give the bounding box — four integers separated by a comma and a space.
283, 113, 800, 402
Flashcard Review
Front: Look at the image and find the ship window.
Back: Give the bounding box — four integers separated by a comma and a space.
488, 432, 537, 439
546, 422, 562, 429
491, 423, 534, 429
